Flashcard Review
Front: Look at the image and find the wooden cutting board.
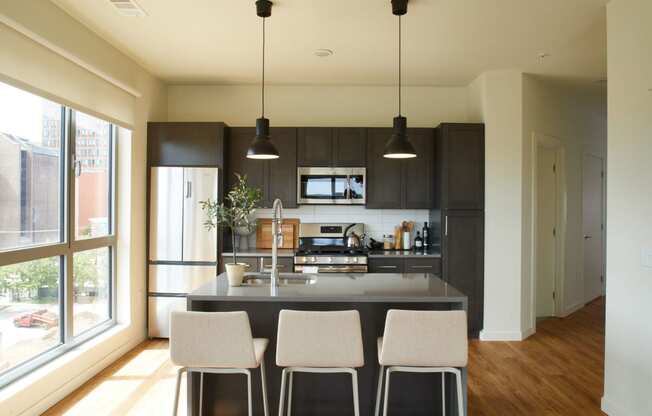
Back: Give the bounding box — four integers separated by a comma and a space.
256, 218, 299, 249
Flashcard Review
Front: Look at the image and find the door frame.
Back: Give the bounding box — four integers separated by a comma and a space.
530, 133, 567, 331
581, 153, 607, 300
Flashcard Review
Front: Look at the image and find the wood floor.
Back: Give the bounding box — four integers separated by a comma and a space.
43, 298, 605, 416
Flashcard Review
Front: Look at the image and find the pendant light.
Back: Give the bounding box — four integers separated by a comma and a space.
247, 0, 279, 159
384, 0, 417, 159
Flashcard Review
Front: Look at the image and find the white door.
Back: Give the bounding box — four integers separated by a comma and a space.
583, 155, 605, 302
536, 147, 557, 317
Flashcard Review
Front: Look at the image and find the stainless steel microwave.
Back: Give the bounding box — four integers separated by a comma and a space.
297, 167, 366, 205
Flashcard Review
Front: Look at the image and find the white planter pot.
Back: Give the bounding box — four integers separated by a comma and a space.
225, 263, 249, 286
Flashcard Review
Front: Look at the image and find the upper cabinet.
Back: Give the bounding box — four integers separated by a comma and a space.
366, 127, 434, 209
297, 127, 366, 167
227, 127, 297, 208
435, 123, 485, 210
147, 122, 226, 167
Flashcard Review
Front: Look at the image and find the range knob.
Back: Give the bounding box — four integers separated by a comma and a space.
310, 256, 317, 263
326, 257, 333, 263
353, 257, 359, 263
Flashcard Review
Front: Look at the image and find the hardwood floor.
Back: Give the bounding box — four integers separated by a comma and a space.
43, 298, 605, 416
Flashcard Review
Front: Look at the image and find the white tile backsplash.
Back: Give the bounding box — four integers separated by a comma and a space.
254, 206, 430, 243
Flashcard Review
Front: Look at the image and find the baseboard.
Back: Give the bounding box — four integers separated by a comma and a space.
601, 395, 641, 416
561, 302, 585, 317
521, 326, 535, 339
479, 329, 527, 341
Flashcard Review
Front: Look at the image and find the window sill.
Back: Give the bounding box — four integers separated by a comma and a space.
0, 322, 142, 415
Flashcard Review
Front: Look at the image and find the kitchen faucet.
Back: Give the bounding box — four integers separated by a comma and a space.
270, 198, 283, 294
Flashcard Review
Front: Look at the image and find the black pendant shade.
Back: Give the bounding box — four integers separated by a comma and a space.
384, 0, 417, 159
247, 117, 279, 159
384, 116, 416, 159
247, 0, 279, 160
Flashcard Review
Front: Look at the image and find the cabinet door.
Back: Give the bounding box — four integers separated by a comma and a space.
333, 128, 367, 167
260, 256, 293, 273
149, 167, 184, 261
297, 128, 333, 166
403, 128, 434, 208
368, 258, 404, 273
366, 128, 403, 209
442, 210, 484, 336
405, 258, 441, 275
227, 127, 266, 198
440, 124, 484, 210
266, 128, 298, 208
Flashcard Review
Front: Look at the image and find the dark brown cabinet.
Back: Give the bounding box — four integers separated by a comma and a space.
147, 122, 226, 167
297, 127, 366, 167
368, 257, 404, 273
435, 123, 485, 210
369, 257, 441, 274
405, 257, 442, 274
220, 255, 293, 273
227, 127, 297, 208
366, 128, 434, 209
441, 210, 484, 336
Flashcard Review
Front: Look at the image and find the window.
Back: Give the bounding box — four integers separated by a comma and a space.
0, 81, 119, 387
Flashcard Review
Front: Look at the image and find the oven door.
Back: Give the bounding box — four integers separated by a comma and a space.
297, 167, 365, 204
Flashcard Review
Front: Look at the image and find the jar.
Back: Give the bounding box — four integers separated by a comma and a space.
383, 235, 394, 250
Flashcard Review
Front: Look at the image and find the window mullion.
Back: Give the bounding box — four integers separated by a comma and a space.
64, 108, 76, 343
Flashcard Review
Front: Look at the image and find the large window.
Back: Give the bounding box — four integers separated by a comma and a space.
0, 81, 118, 386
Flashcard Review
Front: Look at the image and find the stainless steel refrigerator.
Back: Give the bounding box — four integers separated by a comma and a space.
148, 167, 218, 338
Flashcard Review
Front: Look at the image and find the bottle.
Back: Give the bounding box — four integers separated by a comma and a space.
414, 231, 424, 252
422, 222, 430, 252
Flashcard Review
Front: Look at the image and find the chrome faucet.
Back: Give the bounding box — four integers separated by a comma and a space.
270, 198, 283, 294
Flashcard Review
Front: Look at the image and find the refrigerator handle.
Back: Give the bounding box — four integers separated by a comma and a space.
186, 180, 192, 199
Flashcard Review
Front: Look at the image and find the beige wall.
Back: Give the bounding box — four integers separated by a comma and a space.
0, 2, 166, 415
168, 84, 471, 126
521, 76, 607, 334
603, 0, 652, 414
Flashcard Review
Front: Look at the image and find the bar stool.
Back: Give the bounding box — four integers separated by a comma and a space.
169, 310, 269, 416
276, 309, 364, 416
374, 310, 468, 416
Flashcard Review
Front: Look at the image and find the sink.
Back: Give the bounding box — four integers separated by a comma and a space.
241, 274, 317, 287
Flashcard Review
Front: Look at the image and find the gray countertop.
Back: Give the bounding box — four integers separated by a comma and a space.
222, 249, 441, 258
367, 249, 441, 258
188, 272, 466, 304
221, 249, 295, 258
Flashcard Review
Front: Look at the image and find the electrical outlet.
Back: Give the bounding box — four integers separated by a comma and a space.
642, 248, 652, 269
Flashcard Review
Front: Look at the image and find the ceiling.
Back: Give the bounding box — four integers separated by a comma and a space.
50, 0, 608, 86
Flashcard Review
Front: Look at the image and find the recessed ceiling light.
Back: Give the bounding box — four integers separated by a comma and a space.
314, 49, 334, 57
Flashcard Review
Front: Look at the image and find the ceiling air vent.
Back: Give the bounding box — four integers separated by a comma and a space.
108, 0, 147, 17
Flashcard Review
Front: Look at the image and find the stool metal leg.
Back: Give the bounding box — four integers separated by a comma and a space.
260, 358, 269, 416
374, 366, 384, 416
454, 369, 464, 416
382, 368, 392, 416
278, 368, 288, 416
441, 372, 446, 416
286, 371, 293, 416
199, 372, 204, 416
351, 370, 360, 416
173, 367, 186, 416
246, 369, 253, 416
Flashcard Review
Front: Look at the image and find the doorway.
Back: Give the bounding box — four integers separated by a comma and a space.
582, 154, 605, 302
536, 146, 558, 318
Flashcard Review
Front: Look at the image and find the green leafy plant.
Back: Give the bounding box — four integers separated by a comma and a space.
200, 173, 262, 264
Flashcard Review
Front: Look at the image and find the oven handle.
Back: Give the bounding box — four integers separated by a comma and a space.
345, 175, 352, 200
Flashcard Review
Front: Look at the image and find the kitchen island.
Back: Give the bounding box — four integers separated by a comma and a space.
187, 272, 468, 415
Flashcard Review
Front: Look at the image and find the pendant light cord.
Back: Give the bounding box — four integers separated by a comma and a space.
262, 16, 266, 118
398, 15, 402, 117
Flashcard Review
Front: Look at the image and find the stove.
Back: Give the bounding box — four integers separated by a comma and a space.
294, 223, 368, 273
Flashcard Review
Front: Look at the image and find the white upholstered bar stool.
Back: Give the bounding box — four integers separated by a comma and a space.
276, 309, 364, 416
374, 310, 468, 416
170, 311, 269, 416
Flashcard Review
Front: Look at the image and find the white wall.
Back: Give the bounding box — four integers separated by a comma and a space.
521, 76, 607, 334
602, 1, 652, 415
468, 71, 527, 341
168, 84, 470, 127
0, 2, 167, 415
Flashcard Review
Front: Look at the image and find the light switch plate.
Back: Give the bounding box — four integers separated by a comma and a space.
642, 248, 652, 269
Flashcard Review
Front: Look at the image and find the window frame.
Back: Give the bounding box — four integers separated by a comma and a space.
0, 93, 119, 388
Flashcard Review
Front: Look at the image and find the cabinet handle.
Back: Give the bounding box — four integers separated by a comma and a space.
410, 265, 433, 269
378, 265, 398, 269
445, 215, 448, 236
262, 263, 286, 270
186, 181, 192, 198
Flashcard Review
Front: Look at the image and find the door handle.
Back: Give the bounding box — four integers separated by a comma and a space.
186, 181, 192, 198
584, 235, 592, 239
445, 215, 449, 236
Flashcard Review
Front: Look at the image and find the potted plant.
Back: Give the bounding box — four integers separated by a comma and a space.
200, 173, 262, 286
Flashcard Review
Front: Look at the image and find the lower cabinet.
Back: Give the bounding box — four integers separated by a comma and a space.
442, 210, 484, 337
368, 257, 441, 275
